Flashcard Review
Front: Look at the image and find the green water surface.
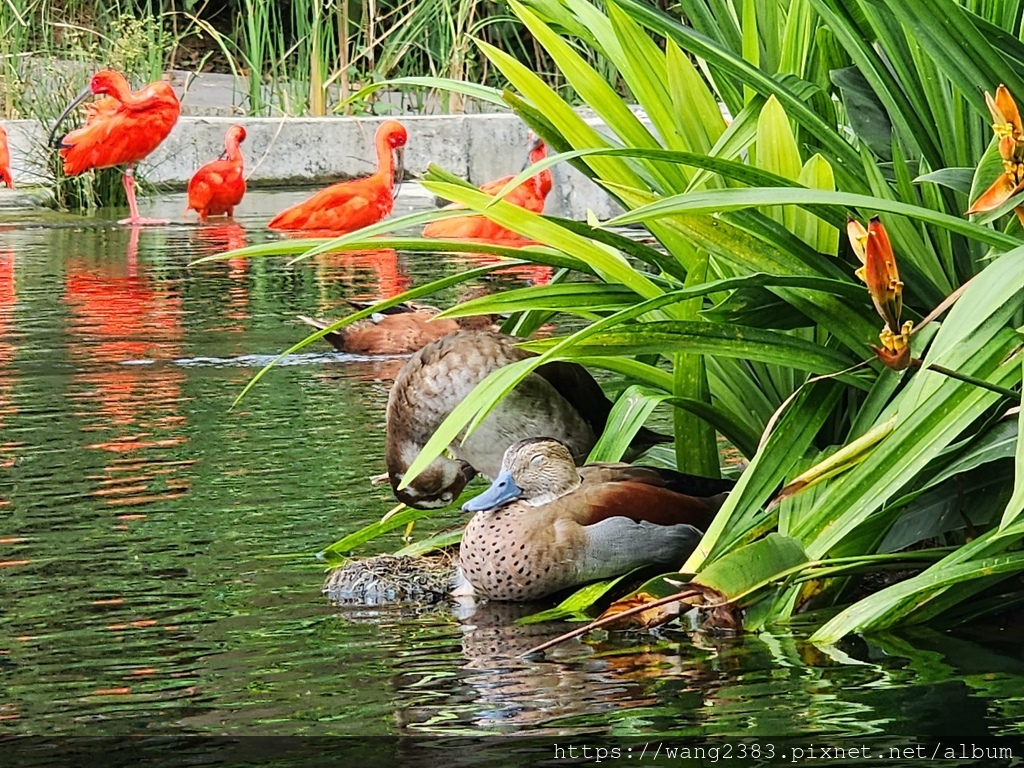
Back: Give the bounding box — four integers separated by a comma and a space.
1, 191, 1023, 763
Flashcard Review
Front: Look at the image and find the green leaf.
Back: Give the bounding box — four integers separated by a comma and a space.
393, 529, 464, 557
517, 575, 631, 624
607, 186, 1021, 251
701, 287, 816, 330
796, 154, 839, 254
423, 179, 664, 299
612, 0, 861, 169
915, 167, 976, 195
694, 533, 810, 603
756, 96, 803, 228
1000, 360, 1024, 529
319, 506, 448, 560
829, 65, 893, 161
336, 77, 506, 111
439, 283, 638, 318
812, 552, 1024, 643
523, 322, 866, 387
587, 385, 668, 463
684, 380, 844, 570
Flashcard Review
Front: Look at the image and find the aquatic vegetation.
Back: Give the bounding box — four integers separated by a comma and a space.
212, 0, 1024, 642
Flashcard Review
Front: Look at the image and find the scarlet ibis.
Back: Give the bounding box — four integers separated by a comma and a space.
186, 125, 247, 222
49, 70, 180, 225
422, 136, 553, 242
267, 120, 408, 232
0, 124, 12, 189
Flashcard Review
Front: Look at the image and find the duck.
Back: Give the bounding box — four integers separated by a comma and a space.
386, 330, 671, 509
298, 291, 495, 356
458, 437, 735, 601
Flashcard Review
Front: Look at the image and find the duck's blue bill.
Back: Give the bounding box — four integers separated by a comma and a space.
462, 470, 522, 512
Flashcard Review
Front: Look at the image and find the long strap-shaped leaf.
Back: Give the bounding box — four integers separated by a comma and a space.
522, 322, 865, 387
607, 187, 1021, 250
610, 0, 860, 170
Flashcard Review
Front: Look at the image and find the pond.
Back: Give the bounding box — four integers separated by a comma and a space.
1, 189, 1023, 764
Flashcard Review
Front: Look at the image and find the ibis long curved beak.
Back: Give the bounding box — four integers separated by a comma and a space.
392, 145, 405, 198
48, 85, 93, 149
462, 470, 522, 512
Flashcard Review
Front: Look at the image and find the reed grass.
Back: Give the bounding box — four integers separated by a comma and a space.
5, 0, 586, 122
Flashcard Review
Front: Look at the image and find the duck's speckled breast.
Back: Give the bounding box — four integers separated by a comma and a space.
460, 506, 580, 601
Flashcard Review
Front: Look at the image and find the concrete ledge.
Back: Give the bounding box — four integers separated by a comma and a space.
5, 114, 622, 220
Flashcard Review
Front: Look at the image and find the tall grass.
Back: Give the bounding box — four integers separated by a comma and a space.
6, 0, 599, 121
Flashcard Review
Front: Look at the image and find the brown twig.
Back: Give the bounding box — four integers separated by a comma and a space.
520, 588, 702, 658
912, 279, 972, 336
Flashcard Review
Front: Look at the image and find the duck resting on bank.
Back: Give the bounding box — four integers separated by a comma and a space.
458, 437, 735, 601
386, 330, 671, 509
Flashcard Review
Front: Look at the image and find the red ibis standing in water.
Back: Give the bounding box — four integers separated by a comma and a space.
267, 120, 408, 233
0, 123, 13, 189
422, 135, 553, 242
186, 125, 247, 222
50, 70, 180, 225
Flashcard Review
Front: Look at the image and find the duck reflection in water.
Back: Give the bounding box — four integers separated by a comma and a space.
376, 597, 729, 732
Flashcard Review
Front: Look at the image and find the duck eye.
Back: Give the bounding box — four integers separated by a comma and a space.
530, 455, 544, 466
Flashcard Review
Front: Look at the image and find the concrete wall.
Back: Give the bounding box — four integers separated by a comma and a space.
4, 113, 623, 220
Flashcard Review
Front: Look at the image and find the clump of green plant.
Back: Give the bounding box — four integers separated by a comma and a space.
210, 0, 1024, 652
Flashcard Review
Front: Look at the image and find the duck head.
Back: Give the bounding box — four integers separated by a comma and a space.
389, 453, 477, 509
462, 437, 581, 512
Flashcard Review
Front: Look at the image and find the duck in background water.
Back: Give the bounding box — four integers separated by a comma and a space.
186, 125, 247, 222
459, 437, 735, 601
298, 287, 495, 356
385, 330, 671, 509
268, 120, 407, 232
49, 70, 181, 225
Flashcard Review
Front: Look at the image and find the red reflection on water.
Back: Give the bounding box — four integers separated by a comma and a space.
460, 251, 553, 286
63, 228, 191, 510
192, 223, 251, 336
192, 222, 248, 253
0, 251, 18, 512
312, 248, 410, 303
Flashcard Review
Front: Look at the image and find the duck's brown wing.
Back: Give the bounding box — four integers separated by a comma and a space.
574, 480, 722, 530
580, 463, 736, 498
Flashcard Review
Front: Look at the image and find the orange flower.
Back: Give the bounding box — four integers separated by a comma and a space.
847, 217, 913, 371
871, 322, 913, 372
966, 85, 1024, 226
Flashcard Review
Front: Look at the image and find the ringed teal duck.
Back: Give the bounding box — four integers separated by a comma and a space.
300, 291, 495, 356
386, 330, 670, 509
458, 438, 735, 601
